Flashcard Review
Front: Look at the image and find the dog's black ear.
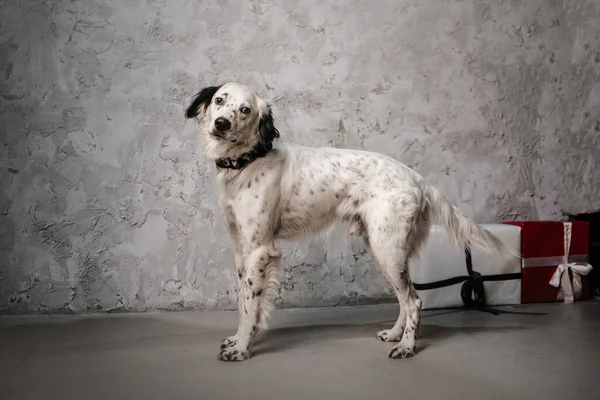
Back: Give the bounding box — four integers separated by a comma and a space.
185, 85, 222, 119
257, 106, 280, 152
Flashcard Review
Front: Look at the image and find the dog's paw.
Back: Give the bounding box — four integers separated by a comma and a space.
218, 344, 250, 362
376, 329, 402, 342
220, 336, 238, 349
388, 343, 416, 359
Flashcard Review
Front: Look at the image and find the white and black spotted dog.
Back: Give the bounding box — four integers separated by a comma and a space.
185, 82, 513, 361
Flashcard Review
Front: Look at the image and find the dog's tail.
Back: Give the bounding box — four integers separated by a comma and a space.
425, 185, 519, 259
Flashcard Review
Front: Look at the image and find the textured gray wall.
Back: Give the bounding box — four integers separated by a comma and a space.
1, 1, 599, 313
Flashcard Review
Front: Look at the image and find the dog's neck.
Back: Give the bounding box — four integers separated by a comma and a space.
214, 141, 272, 170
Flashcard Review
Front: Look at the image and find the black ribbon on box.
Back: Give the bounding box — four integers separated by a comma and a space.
413, 247, 544, 316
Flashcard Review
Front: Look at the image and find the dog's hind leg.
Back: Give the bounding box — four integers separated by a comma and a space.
371, 241, 422, 357
365, 201, 428, 358
363, 236, 406, 343
385, 264, 422, 359
369, 242, 421, 357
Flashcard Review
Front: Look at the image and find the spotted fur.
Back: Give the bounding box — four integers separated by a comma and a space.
186, 82, 516, 361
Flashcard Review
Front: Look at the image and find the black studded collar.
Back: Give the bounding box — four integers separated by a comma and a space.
215, 144, 271, 170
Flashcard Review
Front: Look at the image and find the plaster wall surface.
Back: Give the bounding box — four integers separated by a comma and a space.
1, 0, 599, 313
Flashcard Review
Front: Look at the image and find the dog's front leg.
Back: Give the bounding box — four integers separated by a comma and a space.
220, 251, 245, 349
218, 244, 281, 361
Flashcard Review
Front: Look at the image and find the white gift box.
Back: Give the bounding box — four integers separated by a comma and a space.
409, 224, 522, 310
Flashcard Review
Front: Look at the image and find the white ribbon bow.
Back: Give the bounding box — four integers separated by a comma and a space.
548, 222, 593, 303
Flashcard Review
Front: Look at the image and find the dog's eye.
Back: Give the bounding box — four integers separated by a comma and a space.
240, 107, 251, 114
214, 97, 223, 105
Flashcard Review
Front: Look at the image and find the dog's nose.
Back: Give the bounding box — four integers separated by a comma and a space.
214, 117, 231, 132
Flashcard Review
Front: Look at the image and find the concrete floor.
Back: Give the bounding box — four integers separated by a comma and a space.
1, 302, 599, 400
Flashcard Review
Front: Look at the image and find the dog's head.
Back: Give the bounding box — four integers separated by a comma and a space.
185, 82, 279, 158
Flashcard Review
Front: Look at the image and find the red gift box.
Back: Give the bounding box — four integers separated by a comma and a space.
503, 221, 593, 304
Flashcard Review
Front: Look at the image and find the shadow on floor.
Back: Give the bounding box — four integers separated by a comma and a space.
256, 314, 530, 357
